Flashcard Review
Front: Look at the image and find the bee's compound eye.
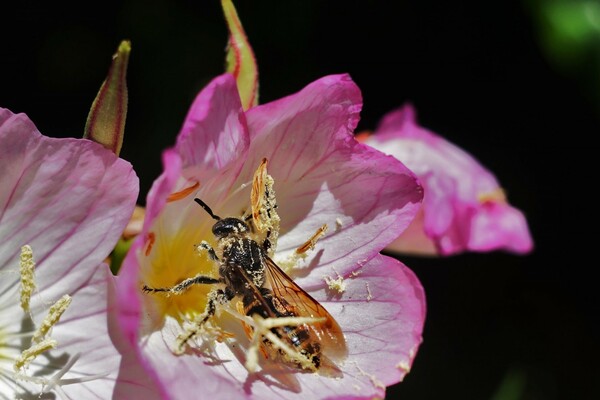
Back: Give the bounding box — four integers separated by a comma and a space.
212, 217, 249, 237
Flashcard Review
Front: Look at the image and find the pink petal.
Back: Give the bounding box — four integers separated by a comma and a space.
468, 201, 533, 253
139, 328, 248, 399
116, 75, 428, 399
241, 75, 423, 285
51, 264, 161, 399
312, 254, 425, 398
0, 107, 138, 293
176, 73, 249, 176
202, 254, 426, 399
0, 108, 157, 396
366, 104, 533, 256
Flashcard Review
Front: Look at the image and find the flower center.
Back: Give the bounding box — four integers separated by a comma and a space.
140, 209, 217, 323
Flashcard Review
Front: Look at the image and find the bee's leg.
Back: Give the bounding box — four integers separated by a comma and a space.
196, 240, 219, 261
142, 274, 221, 295
176, 287, 234, 352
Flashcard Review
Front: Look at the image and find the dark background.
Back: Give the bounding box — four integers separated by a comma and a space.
1, 1, 596, 399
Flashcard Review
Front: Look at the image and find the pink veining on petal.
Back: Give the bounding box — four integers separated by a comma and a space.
242, 75, 423, 286
365, 103, 534, 256
0, 107, 157, 397
0, 107, 138, 298
208, 254, 427, 400
176, 73, 249, 175
116, 74, 427, 399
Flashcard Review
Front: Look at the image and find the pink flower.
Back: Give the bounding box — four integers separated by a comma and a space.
0, 108, 158, 398
362, 104, 533, 256
117, 73, 426, 399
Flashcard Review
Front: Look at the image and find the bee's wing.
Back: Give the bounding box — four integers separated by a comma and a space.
263, 255, 348, 362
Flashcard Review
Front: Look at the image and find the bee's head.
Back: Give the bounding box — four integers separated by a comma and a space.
212, 217, 250, 238
194, 198, 250, 239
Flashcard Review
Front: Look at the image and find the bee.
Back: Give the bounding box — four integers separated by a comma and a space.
143, 160, 347, 377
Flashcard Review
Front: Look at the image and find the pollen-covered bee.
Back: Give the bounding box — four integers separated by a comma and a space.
143, 158, 347, 377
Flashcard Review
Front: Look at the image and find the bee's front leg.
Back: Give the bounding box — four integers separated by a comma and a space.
142, 274, 221, 295
196, 240, 219, 261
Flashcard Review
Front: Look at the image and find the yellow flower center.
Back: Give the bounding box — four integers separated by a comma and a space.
140, 210, 217, 322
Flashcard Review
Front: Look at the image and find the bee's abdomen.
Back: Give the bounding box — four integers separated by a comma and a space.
243, 289, 322, 369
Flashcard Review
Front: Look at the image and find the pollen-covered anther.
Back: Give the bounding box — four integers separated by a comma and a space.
19, 245, 36, 313
32, 294, 72, 344
295, 224, 328, 255
13, 337, 57, 372
245, 314, 326, 373
279, 224, 329, 274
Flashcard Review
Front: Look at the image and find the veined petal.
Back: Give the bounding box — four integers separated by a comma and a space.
119, 74, 427, 399
242, 75, 423, 285
171, 254, 425, 400
51, 264, 160, 399
116, 148, 182, 347
176, 73, 249, 177
0, 107, 153, 397
365, 104, 533, 256
0, 108, 138, 295
331, 255, 425, 388
468, 200, 533, 253
139, 325, 247, 399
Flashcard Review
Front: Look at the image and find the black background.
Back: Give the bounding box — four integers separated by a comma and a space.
1, 1, 596, 399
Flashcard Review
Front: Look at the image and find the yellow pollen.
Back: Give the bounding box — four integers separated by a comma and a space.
13, 338, 57, 372
19, 245, 36, 313
324, 270, 346, 294
32, 294, 72, 344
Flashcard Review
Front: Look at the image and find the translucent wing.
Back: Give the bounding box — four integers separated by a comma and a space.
262, 255, 348, 363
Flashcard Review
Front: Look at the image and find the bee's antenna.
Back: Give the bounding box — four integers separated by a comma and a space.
194, 198, 221, 220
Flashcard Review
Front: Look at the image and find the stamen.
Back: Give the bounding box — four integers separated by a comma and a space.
295, 224, 328, 254
32, 294, 72, 344
279, 224, 328, 274
19, 245, 36, 314
13, 337, 57, 372
167, 181, 200, 203
9, 245, 102, 396
144, 232, 156, 256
